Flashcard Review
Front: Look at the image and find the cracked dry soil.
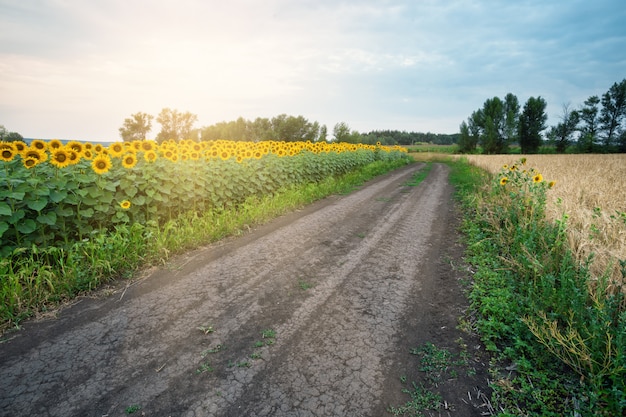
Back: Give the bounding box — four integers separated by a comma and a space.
0, 163, 491, 417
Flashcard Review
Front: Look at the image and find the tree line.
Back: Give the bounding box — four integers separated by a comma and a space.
458, 78, 626, 154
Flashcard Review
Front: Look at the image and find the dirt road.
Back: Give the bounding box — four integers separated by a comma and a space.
0, 163, 490, 417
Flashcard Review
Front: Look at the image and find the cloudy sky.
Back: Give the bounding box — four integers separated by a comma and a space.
1, 0, 624, 141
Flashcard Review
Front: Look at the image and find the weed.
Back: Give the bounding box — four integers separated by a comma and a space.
250, 352, 262, 360
195, 361, 213, 374
236, 361, 250, 368
201, 344, 225, 357
298, 279, 314, 290
197, 324, 214, 335
387, 381, 441, 416
403, 162, 432, 186
125, 404, 141, 414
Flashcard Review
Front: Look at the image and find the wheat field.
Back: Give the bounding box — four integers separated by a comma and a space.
465, 154, 626, 286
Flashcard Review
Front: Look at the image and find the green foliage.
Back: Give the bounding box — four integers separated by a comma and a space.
449, 158, 625, 416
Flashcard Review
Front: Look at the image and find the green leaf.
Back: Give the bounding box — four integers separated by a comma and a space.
16, 219, 37, 234
7, 209, 25, 225
27, 198, 48, 212
37, 211, 57, 226
49, 189, 68, 203
0, 201, 11, 216
133, 195, 146, 205
0, 221, 9, 237
78, 208, 94, 217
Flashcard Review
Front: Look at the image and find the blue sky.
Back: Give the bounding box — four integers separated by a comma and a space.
1, 0, 624, 141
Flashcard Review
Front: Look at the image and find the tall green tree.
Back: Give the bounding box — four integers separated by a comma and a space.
271, 114, 319, 142
578, 95, 600, 152
155, 108, 198, 143
119, 112, 154, 142
599, 79, 626, 150
458, 120, 478, 153
546, 103, 579, 153
518, 96, 548, 154
503, 92, 521, 144
0, 125, 23, 142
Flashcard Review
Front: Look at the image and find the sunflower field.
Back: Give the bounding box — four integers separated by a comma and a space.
0, 138, 408, 259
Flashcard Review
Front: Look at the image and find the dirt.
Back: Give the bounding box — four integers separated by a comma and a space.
0, 162, 491, 417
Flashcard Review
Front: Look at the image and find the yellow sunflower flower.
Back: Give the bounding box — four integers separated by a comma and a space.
108, 142, 125, 158
91, 154, 112, 175
120, 200, 131, 210
22, 156, 39, 169
500, 177, 508, 186
121, 152, 138, 169
143, 150, 158, 163
30, 139, 48, 152
532, 173, 543, 183
50, 148, 71, 168
0, 142, 16, 162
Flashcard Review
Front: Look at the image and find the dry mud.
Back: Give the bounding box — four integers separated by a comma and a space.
0, 163, 490, 416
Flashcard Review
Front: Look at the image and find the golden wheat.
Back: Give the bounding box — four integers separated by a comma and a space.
465, 154, 626, 285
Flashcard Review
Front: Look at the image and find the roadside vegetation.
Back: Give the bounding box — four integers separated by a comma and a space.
448, 157, 625, 416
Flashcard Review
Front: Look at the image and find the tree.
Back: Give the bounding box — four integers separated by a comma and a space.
318, 125, 328, 142
578, 96, 600, 152
599, 79, 626, 150
457, 120, 478, 153
271, 114, 319, 142
503, 92, 521, 144
546, 103, 579, 153
119, 112, 154, 142
518, 96, 548, 154
155, 108, 198, 143
0, 125, 24, 142
332, 122, 352, 142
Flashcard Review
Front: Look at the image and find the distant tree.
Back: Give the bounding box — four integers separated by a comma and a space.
0, 125, 24, 142
155, 108, 198, 143
546, 103, 579, 153
599, 79, 626, 150
318, 125, 328, 142
249, 117, 274, 141
578, 95, 601, 152
518, 96, 548, 154
332, 122, 352, 142
457, 120, 478, 153
503, 93, 521, 144
479, 97, 506, 153
271, 114, 319, 142
119, 112, 153, 142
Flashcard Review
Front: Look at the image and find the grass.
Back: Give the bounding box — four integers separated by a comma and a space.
447, 157, 625, 416
0, 157, 411, 333
388, 341, 470, 416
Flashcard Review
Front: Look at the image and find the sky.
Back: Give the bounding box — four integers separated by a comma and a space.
1, 0, 625, 142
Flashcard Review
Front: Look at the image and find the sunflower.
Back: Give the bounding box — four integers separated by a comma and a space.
500, 176, 508, 186
121, 152, 138, 169
548, 180, 556, 188
22, 148, 47, 163
22, 156, 39, 169
93, 143, 105, 154
108, 142, 125, 158
532, 173, 543, 183
66, 140, 84, 155
13, 141, 27, 153
30, 139, 47, 152
219, 149, 231, 161
82, 149, 94, 160
141, 140, 156, 152
48, 139, 63, 150
119, 200, 131, 210
91, 154, 112, 175
50, 148, 71, 168
143, 150, 158, 163
0, 142, 16, 162
67, 150, 80, 165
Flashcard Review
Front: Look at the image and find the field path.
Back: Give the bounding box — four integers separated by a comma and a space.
0, 163, 489, 416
